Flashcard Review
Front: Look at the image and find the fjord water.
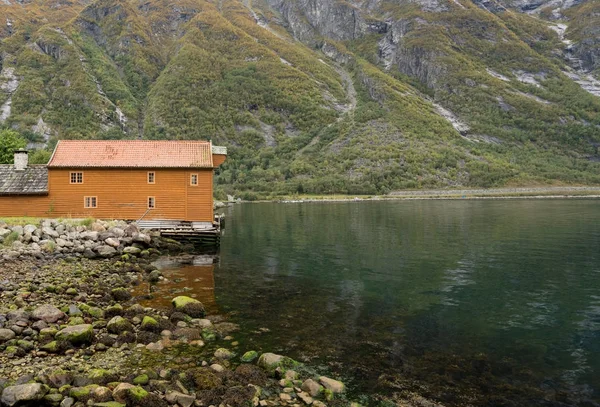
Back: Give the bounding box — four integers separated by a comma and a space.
214, 200, 600, 405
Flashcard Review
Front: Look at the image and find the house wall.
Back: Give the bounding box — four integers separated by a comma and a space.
0, 195, 50, 218
0, 168, 215, 221
213, 154, 227, 168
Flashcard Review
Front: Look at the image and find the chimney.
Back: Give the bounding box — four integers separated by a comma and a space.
14, 149, 28, 171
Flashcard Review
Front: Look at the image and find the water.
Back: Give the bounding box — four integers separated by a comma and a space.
163, 200, 600, 405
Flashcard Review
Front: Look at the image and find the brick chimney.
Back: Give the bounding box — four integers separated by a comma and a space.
14, 149, 28, 171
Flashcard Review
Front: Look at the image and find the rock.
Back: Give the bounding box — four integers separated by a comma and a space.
141, 316, 159, 332
172, 296, 205, 318
312, 401, 327, 407
257, 353, 299, 374
60, 397, 75, 407
166, 391, 195, 407
105, 238, 120, 248
42, 227, 59, 238
55, 324, 94, 346
148, 270, 162, 282
210, 364, 225, 373
123, 246, 141, 255
241, 350, 259, 363
46, 369, 73, 387
92, 386, 112, 402
132, 232, 151, 244
1, 383, 48, 406
41, 341, 61, 353
301, 379, 321, 397
0, 328, 16, 342
107, 316, 134, 334
319, 376, 345, 393
298, 391, 314, 405
96, 245, 117, 257
111, 287, 132, 301
214, 348, 234, 359
280, 393, 293, 402
133, 374, 149, 385
112, 383, 135, 403
145, 341, 164, 352
32, 304, 65, 323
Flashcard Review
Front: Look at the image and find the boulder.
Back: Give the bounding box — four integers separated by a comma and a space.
112, 383, 135, 403
96, 245, 117, 258
0, 328, 16, 342
241, 350, 259, 363
301, 379, 321, 397
107, 316, 133, 334
123, 246, 141, 255
1, 383, 48, 406
257, 353, 299, 374
214, 348, 234, 359
55, 324, 94, 346
132, 232, 151, 244
42, 227, 59, 238
172, 296, 205, 318
111, 288, 132, 301
32, 304, 65, 323
319, 376, 345, 393
105, 238, 120, 248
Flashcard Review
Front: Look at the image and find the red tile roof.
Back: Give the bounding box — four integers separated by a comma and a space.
48, 140, 215, 168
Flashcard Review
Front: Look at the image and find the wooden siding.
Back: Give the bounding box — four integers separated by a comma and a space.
213, 154, 226, 168
0, 195, 51, 218
0, 168, 215, 221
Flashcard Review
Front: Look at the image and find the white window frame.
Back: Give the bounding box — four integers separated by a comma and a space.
70, 172, 84, 184
84, 196, 97, 208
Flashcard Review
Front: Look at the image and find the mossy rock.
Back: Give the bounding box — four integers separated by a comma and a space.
107, 316, 133, 334
93, 402, 126, 407
55, 324, 94, 346
88, 307, 105, 319
141, 316, 159, 332
87, 369, 118, 385
111, 288, 132, 302
69, 384, 99, 402
132, 374, 149, 385
68, 317, 85, 325
171, 296, 205, 318
189, 368, 222, 390
241, 350, 259, 363
257, 353, 300, 375
40, 341, 61, 353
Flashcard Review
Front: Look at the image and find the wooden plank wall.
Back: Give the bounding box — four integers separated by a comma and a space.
0, 168, 215, 221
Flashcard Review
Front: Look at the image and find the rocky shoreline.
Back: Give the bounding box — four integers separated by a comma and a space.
0, 219, 358, 407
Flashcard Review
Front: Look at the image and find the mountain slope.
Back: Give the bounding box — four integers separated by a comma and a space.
0, 0, 599, 197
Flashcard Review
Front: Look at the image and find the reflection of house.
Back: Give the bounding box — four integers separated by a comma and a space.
0, 141, 227, 225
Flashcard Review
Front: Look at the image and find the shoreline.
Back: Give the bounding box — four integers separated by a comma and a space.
0, 219, 380, 407
236, 186, 600, 204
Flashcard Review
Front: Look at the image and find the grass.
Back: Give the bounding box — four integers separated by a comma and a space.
2, 231, 20, 246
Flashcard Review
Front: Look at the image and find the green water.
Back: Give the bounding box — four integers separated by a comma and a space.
212, 199, 600, 406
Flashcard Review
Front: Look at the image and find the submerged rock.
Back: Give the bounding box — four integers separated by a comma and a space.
319, 376, 345, 393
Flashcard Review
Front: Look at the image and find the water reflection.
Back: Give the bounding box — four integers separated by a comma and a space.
133, 255, 220, 313
211, 200, 600, 405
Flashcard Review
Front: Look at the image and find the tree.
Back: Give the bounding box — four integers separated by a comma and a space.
0, 129, 27, 164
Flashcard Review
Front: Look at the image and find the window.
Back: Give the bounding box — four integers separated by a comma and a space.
84, 196, 97, 208
70, 172, 83, 184
148, 172, 155, 184
148, 197, 155, 209
190, 174, 198, 186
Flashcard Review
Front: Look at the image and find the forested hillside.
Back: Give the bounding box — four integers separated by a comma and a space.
1, 0, 599, 197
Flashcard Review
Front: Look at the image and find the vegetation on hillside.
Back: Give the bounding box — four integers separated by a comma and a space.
0, 0, 598, 198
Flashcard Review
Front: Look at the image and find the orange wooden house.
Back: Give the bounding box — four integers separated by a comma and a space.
0, 140, 227, 228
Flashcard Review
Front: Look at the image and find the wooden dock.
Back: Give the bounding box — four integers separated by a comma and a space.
138, 215, 224, 247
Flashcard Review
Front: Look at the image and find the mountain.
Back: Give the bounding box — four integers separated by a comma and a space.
1, 0, 599, 197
